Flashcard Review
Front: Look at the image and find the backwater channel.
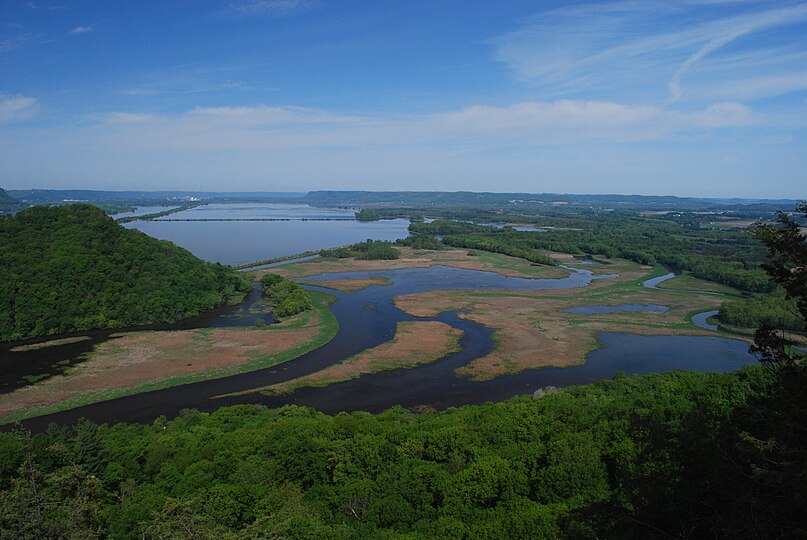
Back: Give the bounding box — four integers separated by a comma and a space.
6, 264, 756, 431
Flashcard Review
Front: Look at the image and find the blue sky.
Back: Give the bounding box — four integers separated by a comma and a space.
1, 0, 806, 197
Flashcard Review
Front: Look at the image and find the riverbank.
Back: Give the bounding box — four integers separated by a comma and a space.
0, 291, 338, 424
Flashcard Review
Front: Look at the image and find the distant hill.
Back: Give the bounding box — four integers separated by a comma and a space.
8, 189, 305, 204
304, 190, 802, 211
0, 205, 248, 342
0, 188, 22, 213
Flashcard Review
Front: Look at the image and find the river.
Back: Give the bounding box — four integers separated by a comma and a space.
10, 265, 756, 431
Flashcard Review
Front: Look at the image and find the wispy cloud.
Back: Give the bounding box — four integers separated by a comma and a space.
69, 25, 93, 35
492, 1, 807, 103
0, 93, 38, 123
4, 99, 800, 196
83, 99, 779, 155
229, 0, 321, 17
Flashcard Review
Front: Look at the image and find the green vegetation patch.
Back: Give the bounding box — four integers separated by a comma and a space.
0, 205, 250, 342
260, 274, 313, 317
319, 239, 400, 260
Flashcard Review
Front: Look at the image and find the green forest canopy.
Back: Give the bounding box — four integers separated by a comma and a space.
1, 367, 804, 539
0, 205, 249, 342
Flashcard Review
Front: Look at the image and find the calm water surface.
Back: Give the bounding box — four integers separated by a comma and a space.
124, 204, 410, 265
692, 310, 720, 331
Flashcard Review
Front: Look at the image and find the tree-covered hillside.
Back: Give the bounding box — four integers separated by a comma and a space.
0, 205, 249, 342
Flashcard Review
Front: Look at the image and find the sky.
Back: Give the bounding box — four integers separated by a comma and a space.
1, 0, 806, 197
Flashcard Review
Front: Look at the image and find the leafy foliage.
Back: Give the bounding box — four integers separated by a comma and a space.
319, 240, 400, 260
6, 367, 805, 539
394, 235, 445, 250
411, 218, 773, 292
0, 205, 249, 341
718, 291, 802, 331
260, 274, 313, 318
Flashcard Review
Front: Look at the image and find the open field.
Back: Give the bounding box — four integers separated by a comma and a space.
0, 291, 338, 423
257, 247, 572, 280
654, 271, 745, 296
259, 321, 462, 395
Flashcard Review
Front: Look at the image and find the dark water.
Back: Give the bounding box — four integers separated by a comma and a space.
0, 287, 272, 394
8, 265, 757, 431
123, 204, 410, 265
566, 304, 669, 315
253, 333, 755, 414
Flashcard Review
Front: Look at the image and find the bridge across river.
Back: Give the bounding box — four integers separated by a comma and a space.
152, 217, 357, 222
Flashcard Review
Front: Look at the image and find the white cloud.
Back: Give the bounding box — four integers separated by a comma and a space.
3, 99, 804, 196
69, 26, 93, 35
72, 99, 779, 157
229, 0, 320, 17
0, 94, 38, 123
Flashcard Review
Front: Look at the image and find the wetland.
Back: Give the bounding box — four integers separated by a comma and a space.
2, 247, 756, 429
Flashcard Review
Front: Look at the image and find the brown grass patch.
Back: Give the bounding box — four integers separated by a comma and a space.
302, 276, 390, 292
548, 252, 576, 260
267, 321, 462, 394
261, 247, 569, 279
0, 317, 321, 419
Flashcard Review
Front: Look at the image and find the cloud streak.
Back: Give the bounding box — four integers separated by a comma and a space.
0, 93, 38, 123
492, 1, 807, 103
228, 0, 321, 17
82, 99, 774, 155
69, 25, 93, 35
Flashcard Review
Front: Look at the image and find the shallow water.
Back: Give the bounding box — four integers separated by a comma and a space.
643, 272, 676, 289
692, 310, 720, 331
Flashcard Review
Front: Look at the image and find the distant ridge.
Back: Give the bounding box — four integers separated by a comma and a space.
8, 189, 305, 203
303, 190, 803, 211
4, 189, 802, 212
0, 188, 23, 213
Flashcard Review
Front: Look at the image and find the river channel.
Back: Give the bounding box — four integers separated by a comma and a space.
8, 264, 756, 431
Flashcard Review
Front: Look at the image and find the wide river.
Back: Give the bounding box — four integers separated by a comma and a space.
3, 203, 757, 429
120, 203, 410, 265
